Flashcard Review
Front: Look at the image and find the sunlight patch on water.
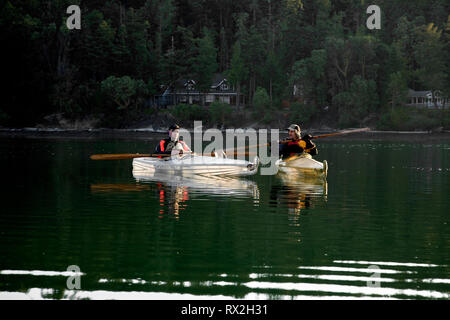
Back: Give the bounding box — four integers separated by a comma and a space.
0, 288, 236, 300
297, 266, 411, 274
333, 260, 441, 267
63, 290, 235, 300
0, 288, 400, 300
405, 278, 450, 284
249, 272, 395, 283
243, 281, 449, 299
243, 292, 398, 300
0, 269, 85, 276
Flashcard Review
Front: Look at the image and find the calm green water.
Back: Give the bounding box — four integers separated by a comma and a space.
0, 134, 449, 299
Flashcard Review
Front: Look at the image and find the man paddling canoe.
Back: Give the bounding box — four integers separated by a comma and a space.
155, 124, 191, 156
279, 124, 318, 159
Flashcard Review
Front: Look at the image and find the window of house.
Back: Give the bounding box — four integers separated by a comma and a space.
219, 96, 230, 104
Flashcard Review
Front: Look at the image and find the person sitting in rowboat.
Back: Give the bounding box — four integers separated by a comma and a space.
155, 124, 191, 156
279, 124, 318, 159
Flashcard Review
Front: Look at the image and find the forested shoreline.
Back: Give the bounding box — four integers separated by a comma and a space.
1, 0, 449, 130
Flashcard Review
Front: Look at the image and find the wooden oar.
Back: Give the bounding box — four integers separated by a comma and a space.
224, 127, 371, 152
277, 127, 371, 143
91, 128, 370, 160
90, 151, 255, 160
90, 153, 160, 160
310, 127, 370, 139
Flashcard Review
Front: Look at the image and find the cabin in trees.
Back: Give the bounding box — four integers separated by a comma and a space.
406, 89, 448, 109
154, 73, 244, 107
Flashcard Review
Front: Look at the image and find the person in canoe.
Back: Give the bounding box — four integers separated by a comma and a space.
279, 124, 318, 159
155, 124, 191, 156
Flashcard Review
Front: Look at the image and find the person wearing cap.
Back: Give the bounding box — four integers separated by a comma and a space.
279, 124, 318, 159
155, 124, 191, 156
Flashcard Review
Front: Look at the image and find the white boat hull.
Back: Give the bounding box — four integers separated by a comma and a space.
132, 154, 260, 177
276, 153, 328, 178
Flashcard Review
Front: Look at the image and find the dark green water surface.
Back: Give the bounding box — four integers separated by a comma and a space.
0, 134, 449, 299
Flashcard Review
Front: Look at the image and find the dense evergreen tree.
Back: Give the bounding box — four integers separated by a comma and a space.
190, 27, 218, 104
0, 0, 449, 128
226, 41, 248, 109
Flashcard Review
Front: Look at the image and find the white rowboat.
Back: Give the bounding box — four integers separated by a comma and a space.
132, 153, 260, 177
276, 153, 328, 178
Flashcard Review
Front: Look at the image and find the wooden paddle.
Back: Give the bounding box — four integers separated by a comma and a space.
277, 127, 371, 144
310, 127, 370, 139
90, 151, 255, 160
90, 153, 160, 160
91, 128, 370, 160
224, 127, 371, 152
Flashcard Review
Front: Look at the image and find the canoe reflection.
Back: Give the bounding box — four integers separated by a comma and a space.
91, 173, 259, 217
90, 183, 189, 217
271, 171, 327, 215
133, 170, 260, 217
156, 184, 189, 217
133, 171, 259, 197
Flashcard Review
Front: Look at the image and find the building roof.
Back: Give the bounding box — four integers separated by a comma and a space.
211, 73, 227, 88
166, 73, 234, 94
407, 89, 432, 97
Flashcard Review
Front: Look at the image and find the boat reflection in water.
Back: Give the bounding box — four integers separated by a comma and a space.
270, 170, 327, 215
132, 169, 260, 217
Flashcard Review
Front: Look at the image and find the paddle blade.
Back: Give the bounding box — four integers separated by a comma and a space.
335, 127, 370, 135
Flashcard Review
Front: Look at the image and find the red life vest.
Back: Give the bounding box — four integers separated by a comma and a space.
159, 140, 166, 152
159, 140, 189, 152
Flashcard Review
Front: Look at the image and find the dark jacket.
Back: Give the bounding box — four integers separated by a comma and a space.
279, 135, 318, 159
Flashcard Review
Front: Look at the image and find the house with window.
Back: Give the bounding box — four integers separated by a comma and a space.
406, 89, 448, 109
154, 73, 243, 107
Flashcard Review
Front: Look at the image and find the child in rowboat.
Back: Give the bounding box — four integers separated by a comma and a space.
155, 124, 191, 156
279, 124, 318, 159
